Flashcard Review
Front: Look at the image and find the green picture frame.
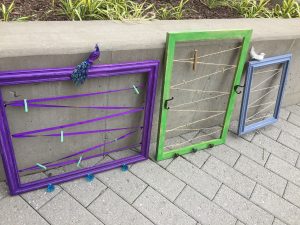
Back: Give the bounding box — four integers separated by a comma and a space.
156, 30, 252, 161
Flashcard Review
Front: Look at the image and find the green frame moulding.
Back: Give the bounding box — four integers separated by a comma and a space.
156, 30, 252, 161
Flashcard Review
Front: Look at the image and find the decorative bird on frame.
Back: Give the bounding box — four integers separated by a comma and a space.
71, 44, 100, 86
250, 46, 265, 61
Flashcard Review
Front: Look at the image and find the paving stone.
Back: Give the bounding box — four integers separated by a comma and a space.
133, 187, 196, 225
96, 168, 147, 204
251, 184, 300, 225
175, 186, 236, 225
273, 218, 288, 225
226, 132, 269, 165
214, 185, 273, 225
297, 157, 300, 169
130, 159, 185, 201
21, 173, 62, 210
229, 121, 254, 141
252, 133, 298, 165
167, 157, 221, 200
206, 144, 240, 167
286, 105, 300, 117
61, 177, 107, 207
277, 131, 300, 154
202, 157, 255, 198
235, 156, 287, 196
283, 182, 300, 208
148, 142, 173, 168
236, 221, 245, 225
181, 150, 210, 168
88, 189, 153, 225
0, 181, 9, 200
274, 119, 300, 139
0, 195, 49, 225
39, 191, 101, 225
279, 108, 290, 120
258, 125, 281, 140
287, 112, 300, 127
266, 155, 300, 186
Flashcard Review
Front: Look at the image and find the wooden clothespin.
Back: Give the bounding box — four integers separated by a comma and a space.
193, 49, 198, 71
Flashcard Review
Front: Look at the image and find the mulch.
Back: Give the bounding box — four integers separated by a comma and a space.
0, 0, 241, 21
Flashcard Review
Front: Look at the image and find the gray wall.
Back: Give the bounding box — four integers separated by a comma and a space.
0, 19, 300, 181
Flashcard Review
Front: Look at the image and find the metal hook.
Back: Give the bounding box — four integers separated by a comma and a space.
234, 85, 245, 94
164, 97, 174, 110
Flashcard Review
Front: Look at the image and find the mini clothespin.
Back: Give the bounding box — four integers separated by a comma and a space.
86, 173, 94, 182
60, 130, 64, 143
46, 183, 55, 193
24, 99, 28, 112
193, 49, 198, 71
121, 164, 128, 172
133, 85, 140, 95
36, 163, 47, 170
77, 155, 83, 168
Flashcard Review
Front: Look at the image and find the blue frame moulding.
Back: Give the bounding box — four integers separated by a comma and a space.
238, 54, 292, 135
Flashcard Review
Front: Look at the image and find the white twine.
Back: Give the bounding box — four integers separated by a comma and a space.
173, 60, 237, 68
165, 129, 221, 149
169, 109, 226, 113
173, 46, 242, 61
169, 93, 229, 109
171, 66, 236, 88
251, 71, 281, 91
166, 112, 224, 132
171, 87, 229, 94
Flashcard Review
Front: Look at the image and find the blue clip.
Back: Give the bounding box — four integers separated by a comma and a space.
77, 155, 83, 168
46, 183, 55, 193
36, 163, 47, 170
121, 164, 128, 172
133, 85, 139, 95
60, 130, 64, 143
86, 173, 94, 182
24, 99, 28, 112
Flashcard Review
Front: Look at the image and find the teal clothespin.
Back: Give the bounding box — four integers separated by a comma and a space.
36, 163, 47, 170
86, 173, 94, 182
60, 130, 64, 143
46, 183, 55, 192
121, 164, 128, 172
133, 85, 139, 95
77, 155, 83, 168
24, 99, 28, 112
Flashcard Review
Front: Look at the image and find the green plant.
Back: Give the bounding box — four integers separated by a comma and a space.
58, 0, 154, 21
155, 0, 190, 20
272, 0, 300, 18
229, 0, 272, 18
1, 1, 15, 21
0, 1, 30, 21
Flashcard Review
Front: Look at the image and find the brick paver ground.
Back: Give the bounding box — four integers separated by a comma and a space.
1, 105, 300, 225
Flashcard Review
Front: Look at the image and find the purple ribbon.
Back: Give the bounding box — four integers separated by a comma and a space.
5, 85, 143, 106
12, 108, 143, 137
13, 126, 143, 138
19, 143, 141, 172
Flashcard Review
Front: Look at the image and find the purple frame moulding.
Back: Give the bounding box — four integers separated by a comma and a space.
237, 54, 291, 135
0, 60, 159, 195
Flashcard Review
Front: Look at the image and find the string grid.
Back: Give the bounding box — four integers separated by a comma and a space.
5, 85, 145, 177
245, 67, 282, 124
164, 44, 243, 150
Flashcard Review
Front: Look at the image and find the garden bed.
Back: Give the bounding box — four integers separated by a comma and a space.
1, 0, 299, 21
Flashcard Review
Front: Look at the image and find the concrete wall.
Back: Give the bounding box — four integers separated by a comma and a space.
0, 19, 300, 181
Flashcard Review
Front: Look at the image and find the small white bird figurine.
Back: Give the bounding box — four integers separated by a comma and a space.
250, 46, 266, 61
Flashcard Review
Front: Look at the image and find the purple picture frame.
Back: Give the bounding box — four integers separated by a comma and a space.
0, 60, 159, 195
